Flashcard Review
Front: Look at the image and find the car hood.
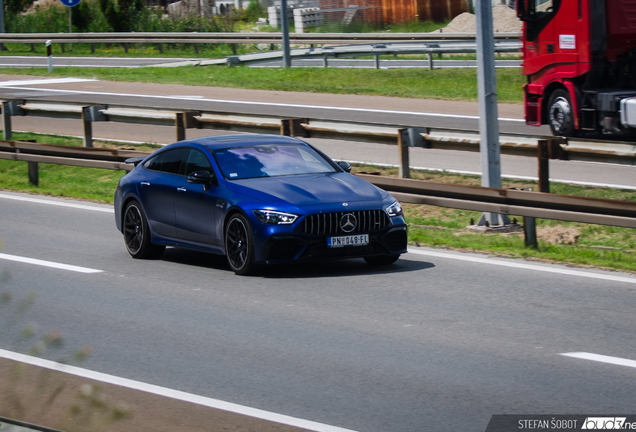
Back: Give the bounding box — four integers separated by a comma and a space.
226, 173, 387, 206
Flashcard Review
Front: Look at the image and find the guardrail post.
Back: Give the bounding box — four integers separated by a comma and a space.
398, 128, 410, 178
2, 103, 12, 140
281, 118, 308, 137
538, 139, 550, 193
28, 162, 39, 186
374, 54, 379, 69
322, 54, 328, 68
158, 43, 164, 54
523, 216, 537, 248
123, 43, 128, 54
428, 53, 433, 70
175, 112, 198, 142
82, 107, 94, 148
176, 113, 187, 141
91, 43, 95, 54
2, 100, 24, 140
81, 105, 107, 147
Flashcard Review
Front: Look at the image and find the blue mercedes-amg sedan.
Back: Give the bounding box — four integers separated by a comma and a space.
114, 135, 407, 275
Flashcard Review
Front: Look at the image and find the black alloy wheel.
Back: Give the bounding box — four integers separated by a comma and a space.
548, 89, 577, 137
123, 201, 165, 259
364, 255, 400, 266
225, 213, 255, 275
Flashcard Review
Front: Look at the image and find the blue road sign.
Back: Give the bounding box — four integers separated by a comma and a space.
60, 0, 80, 7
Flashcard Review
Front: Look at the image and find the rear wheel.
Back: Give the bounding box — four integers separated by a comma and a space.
548, 89, 576, 137
364, 255, 400, 266
123, 201, 165, 259
225, 213, 255, 276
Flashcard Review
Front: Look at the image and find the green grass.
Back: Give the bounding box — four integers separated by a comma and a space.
1, 134, 636, 272
0, 66, 525, 103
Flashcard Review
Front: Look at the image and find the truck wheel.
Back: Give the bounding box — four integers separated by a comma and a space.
548, 89, 576, 137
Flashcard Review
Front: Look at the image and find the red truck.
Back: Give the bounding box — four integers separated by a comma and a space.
517, 0, 636, 137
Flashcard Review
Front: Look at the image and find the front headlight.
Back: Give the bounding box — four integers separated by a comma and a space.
385, 201, 403, 217
253, 210, 299, 225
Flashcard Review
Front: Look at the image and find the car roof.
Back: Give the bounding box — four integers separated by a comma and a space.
172, 134, 306, 151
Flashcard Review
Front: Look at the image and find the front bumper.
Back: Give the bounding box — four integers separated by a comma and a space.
259, 226, 407, 263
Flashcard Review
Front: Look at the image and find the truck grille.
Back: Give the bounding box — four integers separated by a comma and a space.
301, 210, 390, 236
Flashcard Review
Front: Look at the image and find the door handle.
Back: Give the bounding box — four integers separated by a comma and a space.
177, 187, 187, 193
140, 181, 150, 187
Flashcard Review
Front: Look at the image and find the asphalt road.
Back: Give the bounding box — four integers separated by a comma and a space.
1, 192, 636, 432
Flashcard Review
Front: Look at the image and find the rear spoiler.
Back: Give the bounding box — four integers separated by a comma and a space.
125, 157, 145, 166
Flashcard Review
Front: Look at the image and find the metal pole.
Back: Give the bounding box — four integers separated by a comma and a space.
280, 0, 291, 68
475, 0, 508, 226
69, 7, 73, 51
46, 40, 53, 73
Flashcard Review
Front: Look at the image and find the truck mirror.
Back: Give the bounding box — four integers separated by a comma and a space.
516, 0, 526, 20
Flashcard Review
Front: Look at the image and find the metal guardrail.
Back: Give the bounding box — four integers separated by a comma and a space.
0, 32, 520, 45
360, 175, 636, 229
220, 41, 520, 68
2, 99, 636, 178
1, 140, 635, 229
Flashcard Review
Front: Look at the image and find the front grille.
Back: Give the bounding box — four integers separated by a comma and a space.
301, 210, 390, 236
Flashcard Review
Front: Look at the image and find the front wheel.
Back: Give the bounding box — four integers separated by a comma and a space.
225, 213, 255, 276
548, 89, 577, 137
123, 201, 165, 259
364, 255, 400, 266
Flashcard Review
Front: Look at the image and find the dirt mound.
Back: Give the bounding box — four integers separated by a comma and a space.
537, 226, 581, 245
432, 4, 522, 34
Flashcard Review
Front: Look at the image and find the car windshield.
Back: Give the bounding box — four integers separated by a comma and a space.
213, 143, 338, 180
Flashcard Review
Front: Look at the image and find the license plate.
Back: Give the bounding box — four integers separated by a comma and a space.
327, 234, 369, 248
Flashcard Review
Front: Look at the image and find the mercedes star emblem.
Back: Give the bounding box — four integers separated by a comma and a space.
340, 213, 357, 232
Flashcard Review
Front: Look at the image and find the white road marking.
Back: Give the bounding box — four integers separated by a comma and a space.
561, 352, 636, 369
0, 78, 98, 86
0, 193, 114, 213
407, 249, 636, 285
0, 85, 525, 123
0, 253, 103, 274
0, 348, 358, 432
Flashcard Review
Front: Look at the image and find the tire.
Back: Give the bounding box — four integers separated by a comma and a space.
225, 213, 255, 276
548, 89, 577, 137
123, 201, 165, 259
364, 255, 400, 266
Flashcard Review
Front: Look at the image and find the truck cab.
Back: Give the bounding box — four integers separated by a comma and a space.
517, 0, 636, 137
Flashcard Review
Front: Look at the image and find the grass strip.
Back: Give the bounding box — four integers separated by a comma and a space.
1, 133, 635, 273
0, 66, 525, 104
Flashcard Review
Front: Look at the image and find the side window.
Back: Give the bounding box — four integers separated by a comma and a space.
145, 153, 164, 171
184, 149, 213, 176
526, 0, 560, 41
161, 148, 189, 175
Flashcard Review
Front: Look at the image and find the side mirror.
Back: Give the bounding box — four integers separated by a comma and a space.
337, 161, 352, 173
187, 170, 214, 190
516, 0, 526, 20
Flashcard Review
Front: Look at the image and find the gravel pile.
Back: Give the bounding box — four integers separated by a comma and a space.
431, 5, 522, 33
